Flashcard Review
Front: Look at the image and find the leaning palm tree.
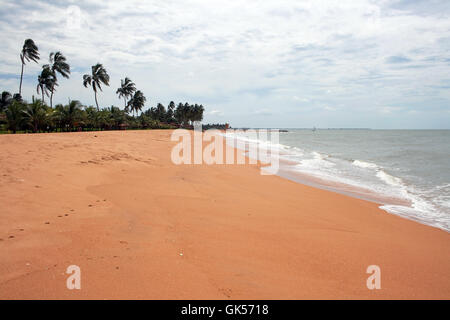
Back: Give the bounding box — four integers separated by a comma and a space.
19, 39, 40, 96
36, 66, 56, 104
83, 63, 110, 111
127, 90, 146, 117
46, 52, 70, 108
116, 77, 136, 111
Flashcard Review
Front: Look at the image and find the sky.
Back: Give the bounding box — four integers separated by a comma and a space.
0, 0, 450, 129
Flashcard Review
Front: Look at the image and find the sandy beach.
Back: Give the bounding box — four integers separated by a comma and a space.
0, 130, 449, 299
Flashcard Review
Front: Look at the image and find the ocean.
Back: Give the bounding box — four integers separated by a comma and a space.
226, 129, 450, 232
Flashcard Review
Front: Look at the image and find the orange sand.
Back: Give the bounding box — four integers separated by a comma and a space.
0, 130, 448, 299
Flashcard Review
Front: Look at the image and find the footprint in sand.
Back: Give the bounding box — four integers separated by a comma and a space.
8, 235, 15, 239
219, 288, 232, 298
64, 214, 69, 216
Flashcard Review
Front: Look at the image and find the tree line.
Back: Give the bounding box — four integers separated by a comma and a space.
0, 39, 205, 133
0, 95, 205, 133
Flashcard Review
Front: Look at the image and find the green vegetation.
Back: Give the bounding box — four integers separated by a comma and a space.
0, 97, 204, 133
0, 39, 206, 134
203, 123, 230, 130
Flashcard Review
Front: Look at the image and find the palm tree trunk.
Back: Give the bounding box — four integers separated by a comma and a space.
19, 62, 24, 96
124, 97, 127, 110
50, 87, 54, 108
94, 91, 99, 111
42, 92, 44, 103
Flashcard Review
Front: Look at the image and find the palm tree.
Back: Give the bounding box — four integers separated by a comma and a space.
173, 102, 204, 126
19, 39, 40, 96
192, 104, 204, 122
5, 100, 25, 133
83, 64, 110, 111
109, 106, 127, 129
84, 106, 99, 130
12, 93, 23, 102
0, 91, 12, 112
54, 100, 83, 131
46, 52, 70, 108
44, 107, 55, 132
167, 101, 175, 123
116, 77, 136, 110
97, 109, 112, 130
127, 90, 146, 116
155, 103, 166, 122
22, 97, 47, 133
36, 66, 56, 104
174, 102, 185, 125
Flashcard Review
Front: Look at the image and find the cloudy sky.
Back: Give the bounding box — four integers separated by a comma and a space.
1, 0, 450, 128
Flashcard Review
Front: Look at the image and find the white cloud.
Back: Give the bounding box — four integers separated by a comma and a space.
380, 106, 403, 114
293, 96, 309, 102
253, 108, 274, 116
207, 110, 224, 116
0, 0, 450, 128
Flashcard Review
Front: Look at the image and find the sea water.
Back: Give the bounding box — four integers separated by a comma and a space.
226, 129, 450, 232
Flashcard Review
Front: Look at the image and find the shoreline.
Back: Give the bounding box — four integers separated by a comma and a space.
0, 130, 449, 299
276, 166, 450, 233
226, 132, 449, 233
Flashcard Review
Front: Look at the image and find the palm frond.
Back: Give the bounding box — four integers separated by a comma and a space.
21, 39, 40, 64
83, 74, 92, 87
116, 77, 136, 101
37, 66, 56, 97
50, 51, 71, 79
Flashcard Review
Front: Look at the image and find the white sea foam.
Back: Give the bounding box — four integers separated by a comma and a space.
380, 202, 450, 231
376, 170, 403, 187
434, 183, 450, 191
352, 160, 379, 169
222, 129, 450, 232
434, 195, 450, 209
299, 152, 335, 169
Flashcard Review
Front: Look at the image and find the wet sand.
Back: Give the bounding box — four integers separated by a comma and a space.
0, 130, 449, 299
